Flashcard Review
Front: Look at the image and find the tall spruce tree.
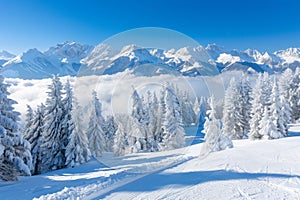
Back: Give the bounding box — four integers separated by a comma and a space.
160, 86, 185, 150
24, 104, 44, 175
0, 75, 32, 180
201, 96, 233, 155
39, 75, 65, 172
222, 78, 244, 139
86, 91, 106, 157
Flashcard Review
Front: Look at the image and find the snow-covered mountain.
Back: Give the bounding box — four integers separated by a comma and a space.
0, 42, 93, 79
0, 50, 15, 67
1, 42, 300, 79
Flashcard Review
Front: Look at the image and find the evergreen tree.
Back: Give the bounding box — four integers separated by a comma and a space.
201, 96, 233, 155
279, 68, 300, 121
180, 91, 196, 126
269, 78, 286, 137
113, 115, 129, 156
65, 101, 91, 167
23, 105, 34, 136
222, 78, 244, 139
280, 96, 292, 135
160, 86, 185, 150
0, 75, 32, 180
61, 80, 73, 157
249, 74, 267, 139
238, 74, 252, 136
24, 104, 44, 175
86, 91, 106, 157
39, 75, 65, 172
103, 115, 117, 152
258, 107, 281, 139
146, 91, 159, 151
196, 97, 206, 134
156, 86, 167, 143
130, 88, 147, 152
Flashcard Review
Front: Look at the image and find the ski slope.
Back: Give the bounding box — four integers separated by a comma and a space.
1, 125, 300, 199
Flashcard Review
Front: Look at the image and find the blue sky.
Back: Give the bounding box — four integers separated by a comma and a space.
0, 0, 299, 54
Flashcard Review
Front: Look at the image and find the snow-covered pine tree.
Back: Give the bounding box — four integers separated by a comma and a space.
280, 96, 292, 135
292, 67, 300, 121
238, 74, 252, 136
160, 86, 185, 150
39, 75, 65, 173
86, 91, 106, 157
130, 88, 147, 152
180, 91, 196, 126
193, 97, 200, 123
24, 104, 44, 175
258, 106, 281, 139
113, 115, 129, 156
249, 74, 267, 140
65, 100, 91, 167
0, 75, 32, 180
196, 97, 206, 134
201, 96, 233, 155
269, 78, 286, 137
279, 68, 300, 121
222, 78, 244, 139
23, 105, 34, 137
154, 86, 167, 145
144, 91, 159, 152
102, 115, 117, 152
61, 80, 73, 158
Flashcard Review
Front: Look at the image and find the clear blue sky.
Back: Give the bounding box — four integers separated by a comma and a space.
0, 0, 299, 54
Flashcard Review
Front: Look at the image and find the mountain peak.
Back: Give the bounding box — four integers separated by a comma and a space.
0, 50, 15, 60
120, 44, 141, 54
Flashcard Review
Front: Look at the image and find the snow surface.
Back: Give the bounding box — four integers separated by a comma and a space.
0, 125, 300, 199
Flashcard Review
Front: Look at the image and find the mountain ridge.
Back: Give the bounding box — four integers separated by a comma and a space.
1, 42, 299, 79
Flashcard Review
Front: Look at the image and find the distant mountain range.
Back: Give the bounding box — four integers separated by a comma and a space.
1, 41, 299, 79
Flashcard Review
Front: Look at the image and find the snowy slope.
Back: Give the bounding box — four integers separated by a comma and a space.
0, 125, 300, 199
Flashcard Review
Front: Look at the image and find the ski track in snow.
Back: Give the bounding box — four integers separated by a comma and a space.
1, 125, 300, 199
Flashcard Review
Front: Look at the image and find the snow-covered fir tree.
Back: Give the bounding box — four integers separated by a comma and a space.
156, 86, 167, 144
102, 115, 117, 152
238, 74, 252, 136
61, 80, 74, 157
141, 91, 159, 152
160, 86, 185, 150
24, 104, 45, 175
180, 91, 196, 126
23, 105, 34, 135
129, 88, 148, 152
113, 115, 129, 156
0, 75, 32, 181
196, 97, 207, 134
280, 95, 292, 134
249, 73, 269, 139
222, 78, 244, 139
193, 97, 200, 122
201, 96, 233, 155
65, 101, 91, 167
86, 91, 106, 157
258, 106, 281, 139
279, 67, 300, 121
39, 75, 65, 173
269, 78, 286, 137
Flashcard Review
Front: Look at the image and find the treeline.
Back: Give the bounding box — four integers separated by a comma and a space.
0, 75, 197, 180
201, 68, 300, 154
